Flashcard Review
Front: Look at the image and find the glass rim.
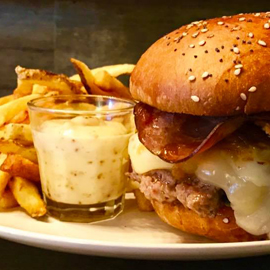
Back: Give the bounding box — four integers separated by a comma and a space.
27, 94, 136, 115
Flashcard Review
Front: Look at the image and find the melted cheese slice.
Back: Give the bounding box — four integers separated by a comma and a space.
196, 149, 270, 235
128, 134, 173, 174
129, 133, 270, 235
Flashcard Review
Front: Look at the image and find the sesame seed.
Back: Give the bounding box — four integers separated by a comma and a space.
235, 106, 240, 111
191, 95, 200, 102
186, 24, 193, 30
189, 44, 195, 48
255, 13, 260, 17
202, 71, 209, 78
207, 34, 214, 38
223, 218, 229, 224
264, 23, 270, 29
222, 16, 227, 18
247, 41, 251, 44
203, 21, 208, 25
233, 47, 240, 54
188, 75, 196, 81
218, 21, 224, 25
182, 32, 188, 36
248, 32, 254, 38
199, 40, 206, 46
240, 93, 247, 100
239, 17, 246, 21
232, 26, 241, 31
258, 40, 267, 47
235, 64, 243, 69
234, 69, 241, 76
248, 86, 257, 92
192, 32, 199, 38
201, 28, 208, 33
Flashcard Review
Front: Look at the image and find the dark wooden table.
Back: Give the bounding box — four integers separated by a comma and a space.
0, 238, 269, 270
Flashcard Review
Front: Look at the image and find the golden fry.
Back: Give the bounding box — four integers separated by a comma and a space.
0, 95, 13, 106
0, 94, 39, 127
133, 189, 154, 212
31, 84, 50, 95
0, 140, 37, 163
70, 64, 135, 81
0, 154, 9, 195
0, 124, 33, 146
0, 189, 18, 209
92, 64, 135, 77
0, 171, 10, 196
9, 177, 46, 217
70, 58, 106, 95
9, 110, 29, 124
69, 74, 80, 82
94, 70, 132, 99
14, 66, 83, 97
1, 154, 40, 182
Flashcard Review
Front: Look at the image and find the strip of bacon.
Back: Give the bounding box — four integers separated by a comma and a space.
134, 103, 245, 163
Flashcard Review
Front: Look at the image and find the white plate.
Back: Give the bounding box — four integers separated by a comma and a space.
0, 195, 270, 260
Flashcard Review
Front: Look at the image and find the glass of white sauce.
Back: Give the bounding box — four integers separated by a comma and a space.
28, 95, 135, 222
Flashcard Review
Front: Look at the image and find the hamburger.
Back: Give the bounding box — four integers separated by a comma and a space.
128, 12, 270, 242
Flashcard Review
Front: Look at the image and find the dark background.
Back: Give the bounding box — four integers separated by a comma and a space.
0, 0, 270, 269
0, 0, 269, 96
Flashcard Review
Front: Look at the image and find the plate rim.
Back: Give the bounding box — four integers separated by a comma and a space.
0, 223, 270, 250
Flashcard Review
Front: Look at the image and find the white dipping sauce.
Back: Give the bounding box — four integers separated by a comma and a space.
33, 116, 132, 205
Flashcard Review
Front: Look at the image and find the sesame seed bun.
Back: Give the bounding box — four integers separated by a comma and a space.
130, 12, 270, 116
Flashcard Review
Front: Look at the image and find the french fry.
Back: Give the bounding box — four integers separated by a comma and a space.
0, 94, 39, 127
69, 74, 80, 82
9, 177, 46, 217
0, 140, 37, 163
0, 171, 10, 196
0, 154, 10, 196
70, 58, 105, 95
133, 189, 154, 212
32, 84, 50, 95
92, 64, 135, 77
0, 189, 18, 209
14, 66, 84, 97
9, 110, 29, 124
69, 64, 135, 82
1, 154, 40, 182
94, 70, 132, 99
0, 124, 32, 146
0, 95, 13, 106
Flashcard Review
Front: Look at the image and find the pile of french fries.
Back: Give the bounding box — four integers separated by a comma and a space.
0, 58, 135, 218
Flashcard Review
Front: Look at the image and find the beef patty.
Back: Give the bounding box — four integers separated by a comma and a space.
128, 170, 225, 217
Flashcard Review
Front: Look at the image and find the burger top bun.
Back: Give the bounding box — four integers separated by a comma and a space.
130, 12, 270, 116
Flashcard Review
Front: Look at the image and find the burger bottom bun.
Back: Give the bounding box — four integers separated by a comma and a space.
151, 200, 266, 242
